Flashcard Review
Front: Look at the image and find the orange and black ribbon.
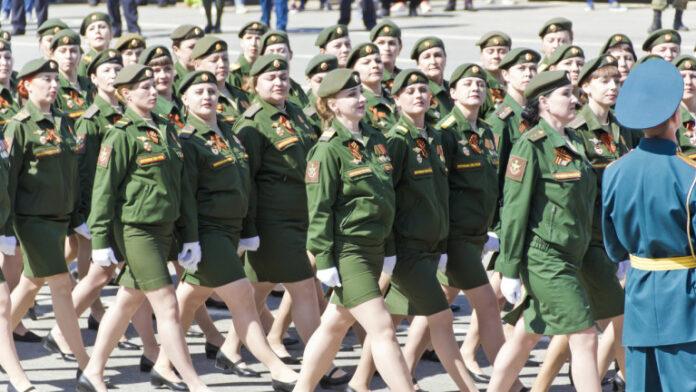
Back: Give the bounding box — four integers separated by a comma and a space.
209, 133, 228, 151
69, 90, 85, 107
278, 115, 296, 134
686, 121, 695, 137
45, 128, 61, 144
348, 140, 362, 162
468, 134, 482, 154
370, 107, 387, 120
599, 132, 617, 154
518, 120, 530, 133
554, 147, 573, 166
490, 88, 504, 103
168, 113, 185, 129
415, 138, 429, 158
146, 129, 160, 144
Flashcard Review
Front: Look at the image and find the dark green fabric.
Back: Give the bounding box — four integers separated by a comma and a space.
329, 242, 384, 308
15, 216, 69, 278
114, 222, 174, 291
385, 247, 449, 316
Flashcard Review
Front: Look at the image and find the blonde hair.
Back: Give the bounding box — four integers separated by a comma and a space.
315, 96, 336, 127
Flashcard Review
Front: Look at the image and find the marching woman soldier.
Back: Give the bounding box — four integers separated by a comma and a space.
229, 22, 269, 91
488, 71, 601, 392
138, 46, 185, 130
293, 68, 414, 392
546, 44, 585, 88
37, 19, 69, 60
170, 25, 205, 96
6, 58, 91, 372
114, 33, 147, 66
77, 64, 210, 392
347, 43, 396, 133
369, 20, 402, 92
155, 70, 299, 391
78, 12, 113, 79
52, 29, 92, 121
304, 54, 338, 115
674, 55, 696, 158
259, 31, 310, 109
537, 18, 573, 72
533, 55, 630, 392
477, 31, 511, 119
350, 69, 479, 392
642, 29, 681, 62
411, 37, 452, 124
599, 34, 636, 83
315, 25, 352, 68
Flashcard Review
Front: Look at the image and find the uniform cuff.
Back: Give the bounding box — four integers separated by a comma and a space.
495, 258, 520, 279
314, 252, 335, 271
92, 235, 110, 250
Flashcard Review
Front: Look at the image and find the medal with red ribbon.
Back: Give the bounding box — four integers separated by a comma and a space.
45, 128, 61, 144
169, 113, 185, 129
348, 140, 363, 163
209, 133, 229, 151
278, 115, 296, 135
468, 134, 482, 154
599, 132, 617, 154
415, 138, 429, 159
554, 147, 573, 166
146, 129, 160, 144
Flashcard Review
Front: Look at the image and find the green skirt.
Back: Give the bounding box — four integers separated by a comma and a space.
385, 247, 449, 316
182, 219, 247, 288
578, 245, 624, 320
114, 222, 174, 291
14, 215, 69, 278
329, 241, 384, 309
244, 218, 313, 283
438, 235, 490, 290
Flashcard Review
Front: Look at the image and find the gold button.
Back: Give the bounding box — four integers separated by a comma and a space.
131, 39, 137, 47
353, 74, 360, 83
62, 36, 69, 44
472, 66, 479, 73
53, 26, 60, 33
665, 34, 672, 42
194, 28, 201, 35
614, 35, 622, 43
145, 69, 152, 77
252, 23, 258, 29
492, 38, 500, 45
50, 62, 56, 69
424, 40, 431, 48
525, 53, 533, 61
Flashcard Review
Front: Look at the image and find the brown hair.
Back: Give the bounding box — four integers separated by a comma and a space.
17, 78, 29, 99
591, 65, 620, 81
146, 55, 172, 67
242, 75, 256, 94
315, 96, 336, 127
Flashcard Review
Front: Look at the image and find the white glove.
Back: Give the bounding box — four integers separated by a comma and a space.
438, 254, 448, 273
501, 277, 522, 305
483, 232, 500, 254
316, 267, 341, 288
616, 260, 630, 280
73, 223, 92, 240
92, 248, 119, 267
0, 235, 16, 255
178, 242, 202, 272
237, 236, 260, 257
382, 256, 396, 276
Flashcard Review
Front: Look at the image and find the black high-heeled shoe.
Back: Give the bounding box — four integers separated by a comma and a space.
76, 373, 98, 392
150, 368, 188, 391
77, 368, 115, 389
204, 341, 220, 360
87, 314, 100, 331
140, 354, 155, 373
12, 330, 42, 343
271, 378, 297, 392
214, 350, 260, 378
42, 332, 76, 362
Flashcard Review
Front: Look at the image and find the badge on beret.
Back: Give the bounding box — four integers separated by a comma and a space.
194, 28, 201, 35
384, 26, 391, 33
336, 26, 343, 35
130, 39, 138, 47
424, 41, 431, 49
91, 14, 98, 20
201, 73, 209, 81
62, 36, 69, 44
549, 24, 557, 32
410, 74, 418, 82
252, 23, 259, 29
273, 59, 281, 68
571, 48, 579, 55
472, 66, 479, 74
50, 62, 56, 69
614, 35, 622, 43
665, 34, 672, 42
155, 47, 163, 55
97, 145, 112, 168
305, 160, 320, 183
505, 155, 526, 182
53, 26, 60, 33
525, 53, 533, 61
269, 36, 277, 43
365, 45, 373, 54
493, 38, 500, 45
215, 42, 223, 51
145, 69, 152, 77
320, 62, 328, 71
687, 61, 693, 69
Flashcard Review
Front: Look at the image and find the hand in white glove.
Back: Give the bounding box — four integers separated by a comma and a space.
237, 236, 260, 257
0, 235, 17, 255
501, 277, 522, 305
92, 248, 119, 267
73, 223, 92, 240
616, 260, 630, 280
382, 256, 396, 276
178, 242, 202, 272
483, 232, 500, 254
438, 254, 448, 273
316, 267, 341, 288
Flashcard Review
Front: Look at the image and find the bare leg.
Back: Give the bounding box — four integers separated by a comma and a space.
65, 235, 78, 262
75, 236, 105, 318
0, 282, 32, 390
1, 249, 31, 336
45, 273, 90, 367
530, 335, 570, 392
131, 301, 160, 361
488, 319, 541, 392
282, 278, 321, 344
597, 316, 626, 379
267, 290, 293, 357
9, 275, 42, 330
567, 328, 600, 392
425, 309, 479, 391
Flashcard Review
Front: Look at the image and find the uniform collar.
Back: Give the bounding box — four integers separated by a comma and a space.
451, 105, 484, 136
483, 69, 502, 88
175, 62, 190, 79
256, 96, 288, 117
397, 114, 431, 140
331, 118, 360, 143
124, 106, 161, 130
93, 94, 122, 117
58, 73, 82, 92
25, 100, 55, 124
428, 78, 448, 96
362, 86, 392, 108
237, 54, 251, 71
502, 93, 523, 113
155, 95, 180, 116
638, 137, 678, 155
680, 102, 694, 124
538, 118, 579, 151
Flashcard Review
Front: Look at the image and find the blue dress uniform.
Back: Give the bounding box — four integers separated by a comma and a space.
602, 59, 696, 391
107, 0, 141, 37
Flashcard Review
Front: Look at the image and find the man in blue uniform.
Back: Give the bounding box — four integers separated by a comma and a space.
603, 58, 696, 391
107, 0, 141, 37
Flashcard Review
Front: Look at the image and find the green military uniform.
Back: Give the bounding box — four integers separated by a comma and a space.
537, 17, 573, 72
642, 29, 681, 54
37, 18, 69, 38
77, 12, 112, 79
234, 55, 317, 284
0, 121, 9, 281
51, 30, 93, 120
496, 71, 597, 335
600, 34, 637, 60
314, 24, 349, 49
673, 55, 696, 158
89, 65, 197, 291
177, 71, 252, 288
114, 33, 146, 65
369, 20, 402, 92
435, 64, 500, 290
6, 59, 80, 278
303, 54, 339, 131
228, 21, 269, 90
546, 44, 585, 87
306, 70, 395, 307
138, 45, 186, 131
0, 40, 20, 131
259, 31, 310, 109
169, 25, 205, 94
410, 37, 453, 125
476, 31, 512, 119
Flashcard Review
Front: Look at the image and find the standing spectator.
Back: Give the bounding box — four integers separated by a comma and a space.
260, 0, 288, 32
10, 0, 46, 35
338, 0, 375, 30
107, 0, 141, 37
649, 0, 688, 32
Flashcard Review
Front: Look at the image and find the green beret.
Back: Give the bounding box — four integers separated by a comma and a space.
0, 31, 11, 42
37, 18, 68, 37
191, 35, 227, 60
114, 33, 146, 51
599, 33, 635, 57
0, 39, 10, 52
673, 54, 696, 71
87, 49, 122, 76
305, 54, 339, 77
578, 54, 618, 85
538, 17, 572, 37
524, 70, 572, 101
260, 30, 290, 54
317, 69, 361, 98
113, 64, 153, 88
170, 24, 204, 42
249, 54, 288, 76
347, 43, 380, 68
450, 63, 486, 87
50, 29, 80, 50
476, 31, 511, 49
636, 54, 663, 64
80, 12, 111, 36
177, 70, 216, 95
547, 44, 585, 67
315, 24, 349, 48
642, 29, 681, 51
499, 47, 541, 70
238, 21, 269, 38
410, 36, 445, 60
17, 58, 58, 80
369, 19, 401, 42
391, 69, 429, 95
137, 45, 172, 65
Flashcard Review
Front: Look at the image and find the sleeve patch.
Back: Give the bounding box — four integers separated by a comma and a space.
305, 160, 320, 183
97, 145, 112, 168
505, 155, 527, 182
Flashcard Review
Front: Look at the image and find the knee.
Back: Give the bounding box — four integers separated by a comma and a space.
569, 330, 598, 353
47, 274, 73, 294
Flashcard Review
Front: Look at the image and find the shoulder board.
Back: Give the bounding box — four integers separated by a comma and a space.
303, 106, 316, 117
82, 55, 92, 63
230, 63, 242, 72
243, 103, 262, 119
439, 114, 456, 129
527, 128, 547, 142
114, 117, 132, 128
395, 125, 409, 135
178, 124, 195, 139
496, 105, 513, 120
12, 109, 30, 121
567, 115, 586, 129
83, 104, 100, 119
319, 128, 336, 142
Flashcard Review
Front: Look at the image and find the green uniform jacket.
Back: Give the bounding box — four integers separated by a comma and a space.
436, 106, 499, 238
426, 79, 453, 126
0, 123, 11, 232
88, 107, 198, 250
387, 115, 449, 253
289, 78, 310, 109
382, 66, 401, 92
306, 119, 396, 270
179, 114, 251, 225
234, 97, 316, 238
216, 82, 251, 126
568, 105, 634, 247
479, 70, 506, 120
227, 55, 251, 90
55, 74, 93, 121
173, 61, 190, 96
363, 87, 397, 134
496, 119, 596, 278
0, 84, 20, 131
303, 93, 321, 134
6, 101, 80, 224
677, 104, 696, 158
78, 48, 99, 79
74, 95, 123, 220
154, 95, 186, 131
